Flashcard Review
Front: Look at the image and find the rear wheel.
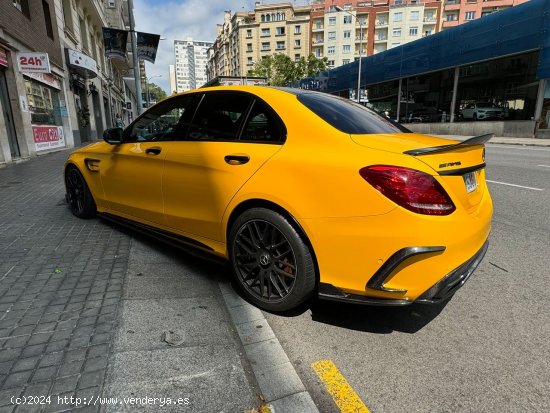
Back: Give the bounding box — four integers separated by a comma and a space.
229, 208, 316, 312
65, 166, 96, 218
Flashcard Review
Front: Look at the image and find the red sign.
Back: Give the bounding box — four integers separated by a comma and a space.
32, 126, 65, 151
0, 47, 8, 68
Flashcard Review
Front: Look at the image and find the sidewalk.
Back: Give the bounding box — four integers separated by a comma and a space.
0, 151, 318, 412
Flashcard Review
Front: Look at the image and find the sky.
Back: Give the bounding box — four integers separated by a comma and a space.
133, 0, 311, 94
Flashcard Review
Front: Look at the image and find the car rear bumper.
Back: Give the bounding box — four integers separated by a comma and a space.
318, 239, 489, 305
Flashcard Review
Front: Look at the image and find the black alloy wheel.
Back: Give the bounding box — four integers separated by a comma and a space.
229, 208, 316, 311
65, 166, 96, 218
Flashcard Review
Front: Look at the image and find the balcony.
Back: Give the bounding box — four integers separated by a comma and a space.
355, 35, 367, 43
423, 17, 436, 23
312, 39, 324, 45
374, 36, 387, 42
375, 20, 388, 27
312, 26, 324, 32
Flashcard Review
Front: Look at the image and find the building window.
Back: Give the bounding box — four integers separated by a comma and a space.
465, 11, 476, 20
329, 17, 336, 26
261, 28, 270, 37
276, 41, 285, 50
343, 15, 352, 24
344, 30, 351, 39
42, 1, 54, 39
328, 60, 335, 67
343, 59, 350, 64
247, 43, 252, 52
394, 12, 403, 22
62, 0, 74, 32
294, 25, 301, 34
328, 46, 335, 54
446, 13, 458, 21
261, 14, 265, 22
247, 57, 253, 65
79, 17, 89, 51
328, 31, 336, 40
294, 39, 301, 48
247, 29, 252, 38
276, 27, 285, 36
391, 42, 401, 48
13, 0, 30, 18
343, 45, 351, 54
409, 27, 418, 36
393, 28, 401, 37
261, 42, 270, 51
315, 48, 321, 57
410, 11, 419, 21
295, 54, 301, 62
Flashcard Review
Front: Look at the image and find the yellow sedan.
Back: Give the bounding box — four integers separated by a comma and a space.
64, 86, 492, 311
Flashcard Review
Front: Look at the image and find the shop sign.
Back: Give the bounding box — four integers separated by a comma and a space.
32, 125, 65, 151
66, 48, 98, 79
25, 72, 62, 90
0, 47, 8, 68
17, 52, 51, 74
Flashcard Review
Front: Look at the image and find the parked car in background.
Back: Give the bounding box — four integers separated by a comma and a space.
64, 86, 493, 312
461, 102, 506, 120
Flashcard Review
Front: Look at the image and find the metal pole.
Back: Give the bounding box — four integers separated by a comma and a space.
146, 77, 150, 108
357, 19, 362, 104
128, 0, 143, 114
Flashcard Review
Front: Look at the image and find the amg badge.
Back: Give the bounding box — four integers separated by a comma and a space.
439, 161, 462, 168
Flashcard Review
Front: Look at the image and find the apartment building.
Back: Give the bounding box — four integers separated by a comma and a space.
441, 0, 529, 30
208, 3, 311, 80
174, 38, 212, 92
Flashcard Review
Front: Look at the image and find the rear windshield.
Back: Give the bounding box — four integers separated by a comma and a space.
296, 93, 410, 134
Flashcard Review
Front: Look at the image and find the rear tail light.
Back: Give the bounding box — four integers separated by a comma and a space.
359, 165, 456, 215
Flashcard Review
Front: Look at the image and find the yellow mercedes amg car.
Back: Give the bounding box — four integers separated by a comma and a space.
65, 86, 492, 311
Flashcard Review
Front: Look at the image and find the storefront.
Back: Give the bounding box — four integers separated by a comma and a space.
23, 73, 66, 152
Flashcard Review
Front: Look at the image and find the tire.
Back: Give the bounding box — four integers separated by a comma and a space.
65, 166, 97, 218
228, 208, 316, 312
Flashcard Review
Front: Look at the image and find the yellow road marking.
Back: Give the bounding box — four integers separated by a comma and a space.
311, 359, 371, 413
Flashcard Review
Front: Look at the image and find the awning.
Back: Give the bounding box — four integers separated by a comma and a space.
66, 48, 98, 79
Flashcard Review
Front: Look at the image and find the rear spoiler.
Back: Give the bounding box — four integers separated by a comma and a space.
404, 133, 493, 156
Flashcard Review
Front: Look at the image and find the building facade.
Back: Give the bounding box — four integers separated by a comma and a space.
57, 0, 137, 147
208, 3, 311, 80
0, 0, 72, 165
0, 0, 139, 166
174, 38, 212, 92
440, 0, 528, 30
294, 0, 549, 139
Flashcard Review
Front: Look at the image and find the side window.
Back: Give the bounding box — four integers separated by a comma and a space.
187, 92, 252, 141
241, 100, 284, 143
125, 95, 196, 142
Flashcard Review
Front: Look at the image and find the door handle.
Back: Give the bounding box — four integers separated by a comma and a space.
224, 155, 250, 165
145, 147, 162, 155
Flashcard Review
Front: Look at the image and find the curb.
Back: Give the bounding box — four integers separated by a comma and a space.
218, 282, 319, 413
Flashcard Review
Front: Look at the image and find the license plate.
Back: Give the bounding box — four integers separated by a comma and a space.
463, 172, 478, 193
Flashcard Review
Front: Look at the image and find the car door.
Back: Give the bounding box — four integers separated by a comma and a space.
162, 91, 285, 241
100, 95, 196, 225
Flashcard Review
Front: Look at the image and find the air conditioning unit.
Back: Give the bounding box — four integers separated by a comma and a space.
107, 0, 116, 8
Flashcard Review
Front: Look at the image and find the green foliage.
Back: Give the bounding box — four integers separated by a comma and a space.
248, 54, 329, 86
147, 83, 168, 102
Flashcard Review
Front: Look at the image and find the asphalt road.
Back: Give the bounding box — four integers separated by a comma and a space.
262, 144, 550, 412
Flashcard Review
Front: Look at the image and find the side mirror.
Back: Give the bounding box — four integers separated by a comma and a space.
103, 128, 123, 144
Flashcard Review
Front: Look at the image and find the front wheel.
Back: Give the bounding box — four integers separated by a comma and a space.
65, 166, 97, 218
228, 208, 316, 312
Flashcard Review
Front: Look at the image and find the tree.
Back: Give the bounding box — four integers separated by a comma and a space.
248, 54, 328, 86
145, 83, 167, 104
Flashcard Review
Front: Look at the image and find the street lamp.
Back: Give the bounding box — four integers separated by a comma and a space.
146, 75, 162, 108
334, 5, 363, 104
